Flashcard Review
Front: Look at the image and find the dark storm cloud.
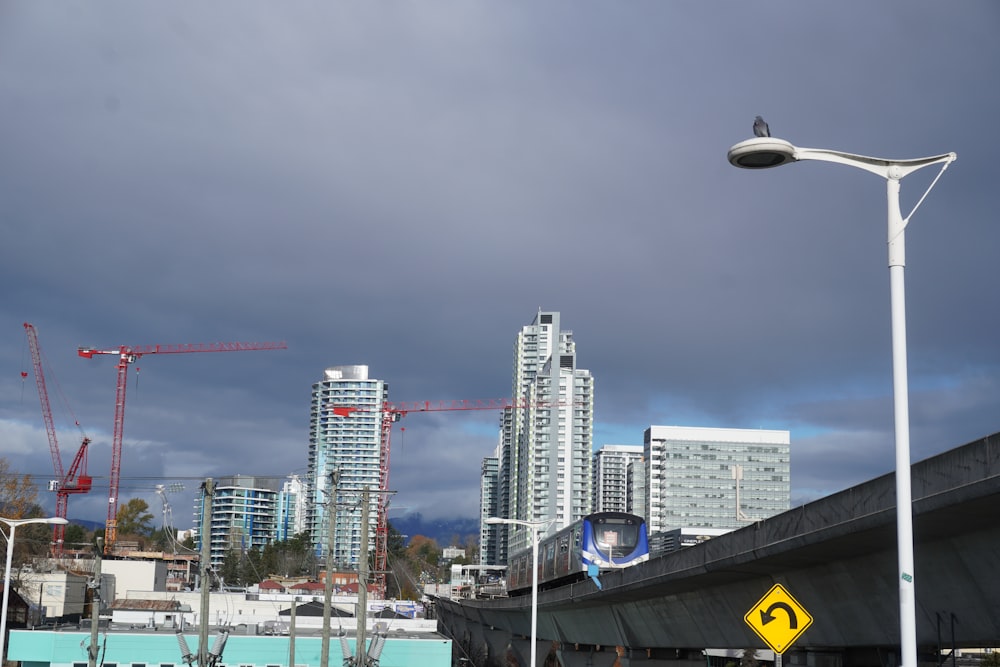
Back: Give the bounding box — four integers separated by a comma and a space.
2, 1, 999, 524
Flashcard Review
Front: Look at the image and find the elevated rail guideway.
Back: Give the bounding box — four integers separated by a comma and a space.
436, 432, 1000, 667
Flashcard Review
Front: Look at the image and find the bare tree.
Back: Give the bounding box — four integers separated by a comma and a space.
0, 457, 38, 518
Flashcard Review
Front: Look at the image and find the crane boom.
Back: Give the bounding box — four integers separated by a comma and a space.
79, 338, 287, 553
23, 322, 91, 554
78, 340, 288, 358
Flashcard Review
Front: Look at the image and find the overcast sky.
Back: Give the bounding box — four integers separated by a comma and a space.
2, 2, 998, 532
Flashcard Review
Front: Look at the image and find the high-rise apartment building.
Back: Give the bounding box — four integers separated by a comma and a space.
307, 365, 387, 567
276, 474, 308, 541
479, 445, 500, 566
495, 310, 594, 559
643, 425, 790, 535
194, 475, 279, 568
592, 444, 644, 513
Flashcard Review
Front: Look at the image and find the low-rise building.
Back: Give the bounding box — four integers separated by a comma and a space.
110, 598, 192, 629
103, 558, 169, 594
16, 571, 87, 622
441, 547, 465, 560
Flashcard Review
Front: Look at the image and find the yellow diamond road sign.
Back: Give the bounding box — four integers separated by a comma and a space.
744, 583, 813, 654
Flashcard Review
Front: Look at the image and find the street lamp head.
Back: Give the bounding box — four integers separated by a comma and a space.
485, 518, 504, 525
727, 137, 797, 169
0, 515, 69, 528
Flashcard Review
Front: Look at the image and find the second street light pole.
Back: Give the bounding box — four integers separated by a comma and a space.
0, 516, 68, 665
487, 517, 552, 667
88, 537, 104, 667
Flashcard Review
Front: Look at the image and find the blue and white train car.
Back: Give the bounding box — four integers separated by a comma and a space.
506, 512, 649, 595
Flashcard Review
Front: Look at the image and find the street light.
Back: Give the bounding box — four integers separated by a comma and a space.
1, 516, 68, 663
486, 517, 554, 667
728, 136, 956, 667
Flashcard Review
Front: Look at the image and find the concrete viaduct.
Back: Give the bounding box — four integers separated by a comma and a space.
434, 432, 1000, 667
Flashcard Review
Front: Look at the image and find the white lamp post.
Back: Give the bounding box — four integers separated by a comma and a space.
486, 517, 553, 667
1, 516, 68, 663
728, 136, 956, 667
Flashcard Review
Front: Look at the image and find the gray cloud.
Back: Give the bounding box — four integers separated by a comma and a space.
2, 1, 998, 526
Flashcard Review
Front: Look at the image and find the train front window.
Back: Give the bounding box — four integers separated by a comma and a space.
595, 524, 639, 551
594, 515, 642, 556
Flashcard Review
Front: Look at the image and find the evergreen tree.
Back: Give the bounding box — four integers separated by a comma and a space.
63, 523, 88, 550
386, 522, 406, 558
240, 546, 264, 585
116, 498, 155, 537
740, 647, 760, 667
221, 549, 241, 586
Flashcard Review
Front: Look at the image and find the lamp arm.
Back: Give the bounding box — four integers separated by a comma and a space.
793, 147, 956, 180
794, 148, 956, 243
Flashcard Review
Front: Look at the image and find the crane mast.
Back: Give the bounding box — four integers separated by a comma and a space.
23, 323, 92, 554
79, 339, 287, 552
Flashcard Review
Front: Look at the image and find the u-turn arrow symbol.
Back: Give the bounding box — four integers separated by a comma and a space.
760, 601, 798, 629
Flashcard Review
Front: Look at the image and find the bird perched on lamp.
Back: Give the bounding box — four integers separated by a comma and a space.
753, 115, 770, 137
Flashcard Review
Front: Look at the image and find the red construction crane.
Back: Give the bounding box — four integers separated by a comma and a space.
78, 338, 287, 552
330, 397, 569, 596
23, 322, 92, 555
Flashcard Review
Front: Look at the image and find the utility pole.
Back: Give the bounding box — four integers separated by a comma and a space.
87, 537, 103, 667
356, 486, 370, 667
321, 469, 339, 667
198, 479, 215, 667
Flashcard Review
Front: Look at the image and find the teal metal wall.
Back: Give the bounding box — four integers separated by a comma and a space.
9, 629, 451, 667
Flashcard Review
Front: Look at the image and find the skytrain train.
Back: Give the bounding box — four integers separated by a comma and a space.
505, 512, 649, 595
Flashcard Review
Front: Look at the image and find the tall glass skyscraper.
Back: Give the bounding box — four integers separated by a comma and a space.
497, 310, 594, 558
308, 365, 387, 567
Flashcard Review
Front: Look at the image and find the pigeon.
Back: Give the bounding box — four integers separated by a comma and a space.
753, 115, 770, 138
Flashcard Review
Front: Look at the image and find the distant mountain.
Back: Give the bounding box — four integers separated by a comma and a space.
68, 518, 104, 532
388, 513, 478, 548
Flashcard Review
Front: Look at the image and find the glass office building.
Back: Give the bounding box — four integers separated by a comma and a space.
643, 425, 790, 534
